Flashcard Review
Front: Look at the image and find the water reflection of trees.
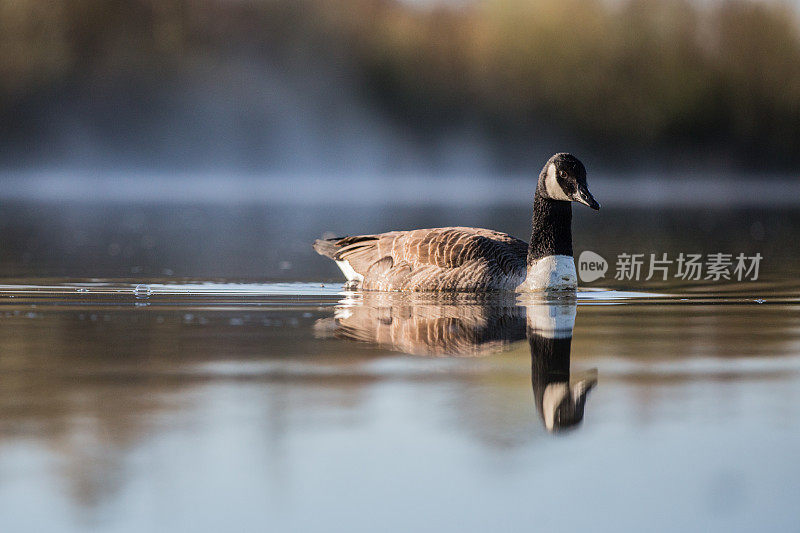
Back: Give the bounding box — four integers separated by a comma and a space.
0, 297, 597, 512
0, 309, 325, 508
2, 296, 795, 514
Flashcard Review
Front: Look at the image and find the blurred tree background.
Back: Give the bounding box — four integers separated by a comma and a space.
1, 0, 799, 172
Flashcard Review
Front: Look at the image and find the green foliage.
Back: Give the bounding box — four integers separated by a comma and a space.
1, 0, 799, 165
348, 0, 800, 162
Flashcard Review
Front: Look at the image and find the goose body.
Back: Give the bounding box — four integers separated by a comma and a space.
314, 153, 599, 292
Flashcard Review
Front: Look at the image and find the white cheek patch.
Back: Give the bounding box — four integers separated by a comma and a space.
545, 163, 571, 201
543, 382, 569, 431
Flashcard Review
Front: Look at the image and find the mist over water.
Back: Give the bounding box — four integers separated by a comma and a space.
4, 53, 509, 175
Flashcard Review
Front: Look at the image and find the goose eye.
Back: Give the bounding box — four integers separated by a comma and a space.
559, 170, 568, 178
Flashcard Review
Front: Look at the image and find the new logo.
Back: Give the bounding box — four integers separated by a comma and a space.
578, 250, 608, 282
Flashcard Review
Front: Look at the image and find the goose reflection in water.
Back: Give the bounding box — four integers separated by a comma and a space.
316, 294, 597, 432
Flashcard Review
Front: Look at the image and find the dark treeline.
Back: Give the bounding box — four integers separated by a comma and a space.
1, 0, 799, 171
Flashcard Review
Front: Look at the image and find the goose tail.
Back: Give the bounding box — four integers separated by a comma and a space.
313, 237, 345, 259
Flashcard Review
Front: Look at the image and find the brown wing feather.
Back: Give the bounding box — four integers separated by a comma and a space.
319, 227, 528, 291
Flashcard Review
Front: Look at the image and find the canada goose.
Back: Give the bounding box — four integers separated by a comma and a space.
314, 153, 599, 291
315, 293, 597, 431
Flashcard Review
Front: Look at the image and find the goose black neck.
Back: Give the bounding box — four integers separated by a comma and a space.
529, 331, 572, 418
528, 191, 573, 264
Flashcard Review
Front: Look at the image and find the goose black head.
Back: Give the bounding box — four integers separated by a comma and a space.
538, 153, 600, 210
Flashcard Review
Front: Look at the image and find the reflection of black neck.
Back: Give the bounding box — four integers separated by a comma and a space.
528, 191, 573, 264
529, 330, 573, 418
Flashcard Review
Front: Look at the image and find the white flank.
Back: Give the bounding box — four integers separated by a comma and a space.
545, 163, 571, 201
518, 255, 577, 291
526, 302, 576, 339
335, 260, 364, 282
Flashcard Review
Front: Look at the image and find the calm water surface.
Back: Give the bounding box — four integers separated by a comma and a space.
0, 201, 798, 532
